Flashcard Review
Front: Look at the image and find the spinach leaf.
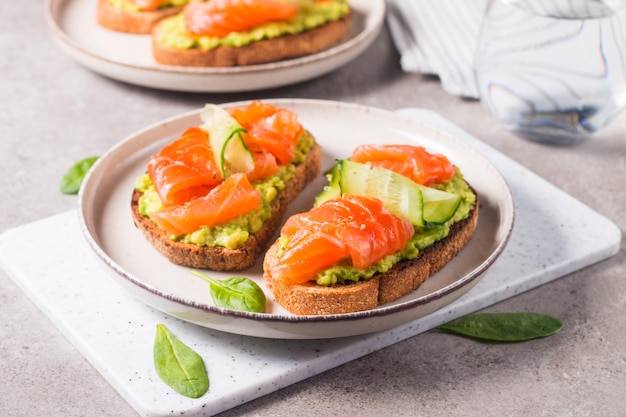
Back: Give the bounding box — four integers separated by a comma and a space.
60, 156, 99, 195
437, 312, 563, 342
153, 324, 209, 399
191, 270, 266, 313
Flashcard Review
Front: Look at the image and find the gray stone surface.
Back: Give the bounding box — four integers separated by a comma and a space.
1, 2, 625, 417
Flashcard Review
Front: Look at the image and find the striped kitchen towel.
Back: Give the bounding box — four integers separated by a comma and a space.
386, 0, 487, 98
386, 0, 625, 99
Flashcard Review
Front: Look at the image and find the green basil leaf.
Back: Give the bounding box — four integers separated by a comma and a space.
60, 156, 99, 195
153, 324, 209, 398
437, 312, 563, 342
191, 270, 266, 313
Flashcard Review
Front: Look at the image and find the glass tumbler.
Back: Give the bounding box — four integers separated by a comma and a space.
475, 0, 626, 145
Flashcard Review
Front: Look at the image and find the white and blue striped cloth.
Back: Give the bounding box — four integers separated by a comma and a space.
386, 0, 626, 99
386, 0, 487, 98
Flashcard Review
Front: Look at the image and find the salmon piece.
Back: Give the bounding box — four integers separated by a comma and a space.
147, 127, 222, 207
269, 230, 348, 285
150, 173, 262, 236
133, 0, 164, 11
270, 196, 415, 284
230, 100, 305, 167
246, 151, 279, 183
244, 109, 303, 165
351, 144, 457, 186
184, 0, 300, 37
228, 100, 279, 126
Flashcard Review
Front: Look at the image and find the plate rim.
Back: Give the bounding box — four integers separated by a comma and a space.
44, 0, 385, 91
78, 98, 515, 332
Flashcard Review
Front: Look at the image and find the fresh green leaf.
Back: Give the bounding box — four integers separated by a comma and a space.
153, 324, 209, 399
437, 312, 563, 342
59, 156, 99, 195
191, 270, 266, 313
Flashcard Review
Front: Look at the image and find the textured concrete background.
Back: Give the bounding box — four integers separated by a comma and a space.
1, 2, 625, 417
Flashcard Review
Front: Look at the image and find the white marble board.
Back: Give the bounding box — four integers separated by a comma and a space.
0, 109, 620, 417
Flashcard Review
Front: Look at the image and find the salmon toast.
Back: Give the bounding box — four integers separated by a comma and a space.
131, 101, 322, 271
151, 0, 352, 67
263, 144, 479, 315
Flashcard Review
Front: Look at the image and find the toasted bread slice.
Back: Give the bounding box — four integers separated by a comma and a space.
151, 11, 351, 67
97, 0, 184, 34
131, 139, 323, 271
263, 187, 479, 315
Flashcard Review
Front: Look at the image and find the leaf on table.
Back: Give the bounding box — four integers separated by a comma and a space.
436, 312, 563, 342
59, 156, 99, 195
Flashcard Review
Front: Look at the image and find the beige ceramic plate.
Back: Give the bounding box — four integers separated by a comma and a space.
78, 99, 515, 339
45, 0, 384, 92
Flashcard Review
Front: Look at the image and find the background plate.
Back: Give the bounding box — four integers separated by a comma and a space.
45, 0, 385, 92
78, 99, 514, 339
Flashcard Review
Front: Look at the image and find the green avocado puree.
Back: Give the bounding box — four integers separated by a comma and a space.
107, 0, 190, 13
155, 0, 350, 50
136, 131, 314, 250
284, 171, 477, 286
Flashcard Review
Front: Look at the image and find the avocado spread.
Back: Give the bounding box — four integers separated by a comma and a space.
136, 131, 314, 250
107, 0, 190, 13
155, 0, 350, 50
300, 171, 476, 286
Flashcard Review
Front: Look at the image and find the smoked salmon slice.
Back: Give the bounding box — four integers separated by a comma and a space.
147, 127, 222, 207
244, 109, 303, 165
246, 151, 279, 183
228, 100, 279, 126
270, 195, 415, 284
133, 0, 164, 11
269, 230, 347, 285
184, 0, 300, 37
150, 173, 262, 236
229, 100, 304, 166
350, 144, 456, 186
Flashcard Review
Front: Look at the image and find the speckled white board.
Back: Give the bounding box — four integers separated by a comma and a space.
0, 109, 620, 417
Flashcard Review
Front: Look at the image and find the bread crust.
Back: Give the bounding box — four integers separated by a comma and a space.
131, 139, 323, 271
151, 11, 352, 67
96, 0, 183, 34
263, 189, 479, 315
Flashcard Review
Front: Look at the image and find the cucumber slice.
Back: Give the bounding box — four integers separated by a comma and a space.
421, 185, 462, 224
314, 165, 341, 206
315, 160, 462, 226
199, 104, 255, 179
338, 160, 425, 227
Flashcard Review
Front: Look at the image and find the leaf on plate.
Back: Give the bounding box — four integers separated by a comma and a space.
153, 324, 209, 398
60, 156, 99, 195
191, 270, 266, 313
436, 312, 563, 342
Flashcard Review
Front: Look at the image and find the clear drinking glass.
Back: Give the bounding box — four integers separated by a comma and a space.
475, 0, 626, 145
